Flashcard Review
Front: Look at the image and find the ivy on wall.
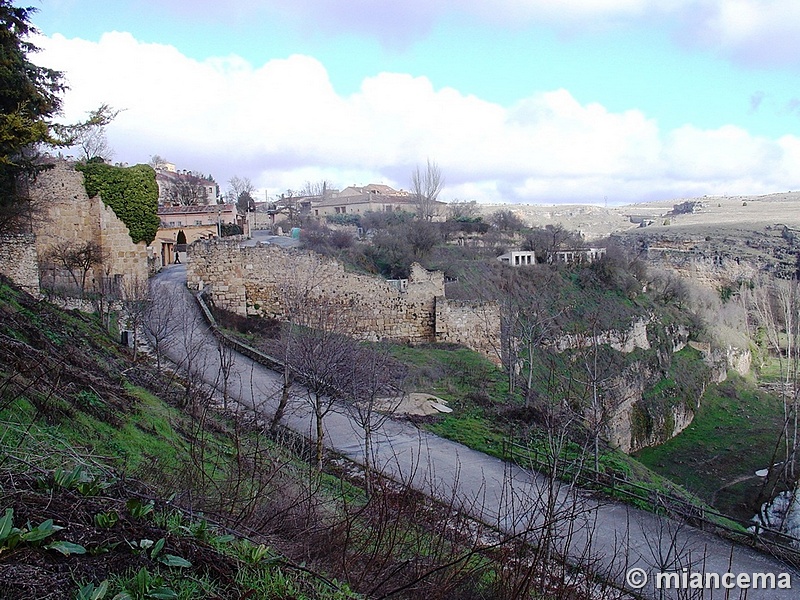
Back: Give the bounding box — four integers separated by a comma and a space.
76, 162, 160, 244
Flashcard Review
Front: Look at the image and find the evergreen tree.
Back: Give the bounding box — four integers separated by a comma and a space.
0, 1, 65, 232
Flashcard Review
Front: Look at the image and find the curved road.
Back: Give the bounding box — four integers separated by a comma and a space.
153, 264, 798, 599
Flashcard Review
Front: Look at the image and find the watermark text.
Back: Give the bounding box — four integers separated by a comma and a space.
626, 567, 792, 591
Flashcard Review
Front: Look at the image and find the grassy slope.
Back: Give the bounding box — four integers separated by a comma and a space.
392, 338, 786, 528
635, 375, 788, 520
0, 278, 359, 600
6, 280, 587, 600
391, 343, 708, 508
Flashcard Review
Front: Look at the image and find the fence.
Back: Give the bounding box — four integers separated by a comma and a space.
197, 289, 800, 568
503, 438, 800, 566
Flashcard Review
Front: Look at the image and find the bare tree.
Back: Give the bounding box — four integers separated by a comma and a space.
216, 334, 236, 410
142, 282, 181, 374
342, 342, 406, 495
58, 104, 120, 163
522, 224, 583, 261
267, 261, 361, 469
570, 322, 629, 473
300, 179, 335, 198
227, 175, 254, 200
490, 209, 526, 233
411, 159, 443, 221
751, 277, 800, 482
148, 155, 169, 170
120, 275, 151, 361
269, 322, 295, 436
446, 198, 479, 222
228, 175, 256, 214
287, 301, 359, 470
45, 240, 106, 298
167, 171, 212, 206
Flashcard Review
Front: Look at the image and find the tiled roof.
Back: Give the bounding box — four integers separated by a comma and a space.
314, 194, 416, 208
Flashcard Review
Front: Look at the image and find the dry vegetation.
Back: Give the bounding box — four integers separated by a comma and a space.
0, 277, 639, 599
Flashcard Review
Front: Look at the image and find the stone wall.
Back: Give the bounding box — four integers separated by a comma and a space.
0, 233, 39, 296
32, 160, 149, 291
435, 298, 502, 364
187, 240, 501, 362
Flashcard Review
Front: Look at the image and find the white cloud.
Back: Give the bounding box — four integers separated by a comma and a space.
131, 1, 800, 66
679, 0, 800, 66
35, 31, 799, 204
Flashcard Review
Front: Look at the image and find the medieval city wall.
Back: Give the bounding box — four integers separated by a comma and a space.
0, 233, 40, 296
435, 298, 501, 364
32, 161, 149, 288
187, 241, 501, 361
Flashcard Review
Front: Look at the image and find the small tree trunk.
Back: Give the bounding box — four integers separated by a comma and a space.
363, 422, 373, 497
315, 395, 324, 470
270, 368, 292, 434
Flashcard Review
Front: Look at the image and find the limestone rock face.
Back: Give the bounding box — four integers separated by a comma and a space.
604, 364, 697, 454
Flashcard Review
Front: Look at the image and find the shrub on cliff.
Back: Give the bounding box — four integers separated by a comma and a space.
76, 162, 160, 244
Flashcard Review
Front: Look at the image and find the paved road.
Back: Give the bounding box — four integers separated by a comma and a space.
153, 264, 799, 599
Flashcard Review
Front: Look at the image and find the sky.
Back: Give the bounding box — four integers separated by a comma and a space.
28, 0, 800, 205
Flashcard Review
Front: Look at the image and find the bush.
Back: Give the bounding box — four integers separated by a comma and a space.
76, 162, 160, 244
220, 223, 243, 237
325, 213, 360, 227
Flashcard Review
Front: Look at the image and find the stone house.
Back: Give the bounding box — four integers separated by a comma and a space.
155, 165, 219, 205
309, 184, 421, 218
553, 247, 606, 264
153, 204, 246, 266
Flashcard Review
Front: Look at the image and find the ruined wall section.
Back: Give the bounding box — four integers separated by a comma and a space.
96, 195, 149, 283
0, 233, 40, 296
435, 298, 502, 365
188, 241, 501, 360
188, 241, 449, 344
31, 161, 149, 288
187, 241, 248, 312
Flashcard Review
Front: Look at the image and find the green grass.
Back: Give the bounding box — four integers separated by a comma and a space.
387, 338, 763, 539
390, 343, 509, 396
635, 374, 788, 519
428, 412, 507, 459
756, 356, 790, 383
391, 343, 741, 527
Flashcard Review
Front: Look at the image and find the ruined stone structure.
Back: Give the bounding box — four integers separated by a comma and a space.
435, 298, 502, 362
0, 234, 40, 296
187, 241, 501, 364
32, 161, 149, 293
